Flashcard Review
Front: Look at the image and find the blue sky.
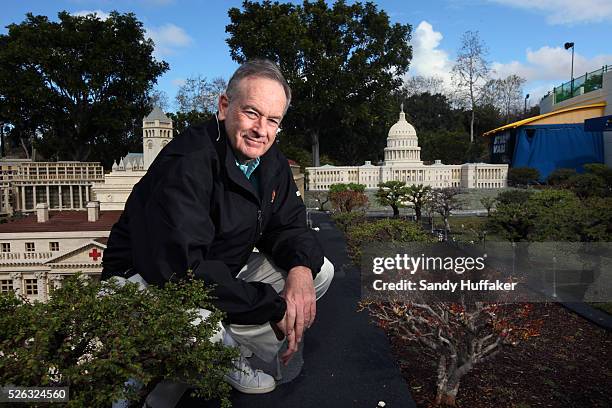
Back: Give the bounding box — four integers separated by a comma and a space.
2, 0, 611, 111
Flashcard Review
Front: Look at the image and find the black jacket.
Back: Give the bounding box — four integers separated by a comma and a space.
101, 117, 324, 325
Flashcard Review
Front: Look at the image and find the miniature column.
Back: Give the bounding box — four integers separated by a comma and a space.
58, 185, 62, 209
34, 271, 47, 301
21, 186, 26, 211
9, 272, 22, 296
69, 185, 74, 208
78, 185, 83, 209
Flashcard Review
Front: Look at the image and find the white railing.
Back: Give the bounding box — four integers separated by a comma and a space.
0, 252, 20, 260
23, 252, 53, 260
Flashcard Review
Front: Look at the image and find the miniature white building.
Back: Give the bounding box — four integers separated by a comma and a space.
0, 202, 121, 302
92, 106, 173, 210
306, 106, 509, 190
0, 159, 104, 216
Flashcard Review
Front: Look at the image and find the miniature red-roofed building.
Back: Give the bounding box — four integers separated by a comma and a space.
0, 202, 120, 301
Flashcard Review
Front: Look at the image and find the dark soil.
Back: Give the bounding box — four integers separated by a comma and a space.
388, 303, 612, 408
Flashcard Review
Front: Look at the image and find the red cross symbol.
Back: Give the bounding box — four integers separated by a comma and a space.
89, 248, 102, 261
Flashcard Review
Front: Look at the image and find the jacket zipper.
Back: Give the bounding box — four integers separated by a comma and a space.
257, 209, 263, 237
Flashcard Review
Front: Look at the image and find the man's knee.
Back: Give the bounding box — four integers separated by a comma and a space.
314, 257, 334, 300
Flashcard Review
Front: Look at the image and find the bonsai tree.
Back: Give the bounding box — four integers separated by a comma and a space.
566, 173, 607, 199
480, 196, 496, 217
404, 184, 432, 222
329, 183, 368, 213
495, 189, 533, 206
546, 168, 576, 187
583, 163, 612, 195
375, 181, 409, 218
507, 167, 540, 187
432, 187, 462, 240
0, 274, 237, 408
311, 190, 330, 211
362, 299, 541, 406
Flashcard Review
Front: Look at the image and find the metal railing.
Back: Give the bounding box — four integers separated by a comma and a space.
553, 65, 609, 104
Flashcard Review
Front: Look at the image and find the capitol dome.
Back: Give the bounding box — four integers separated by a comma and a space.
388, 105, 417, 139
384, 104, 422, 164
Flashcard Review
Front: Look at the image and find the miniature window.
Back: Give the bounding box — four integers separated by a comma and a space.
24, 279, 38, 295
25, 242, 35, 252
1, 243, 10, 253
0, 279, 13, 293
50, 242, 60, 251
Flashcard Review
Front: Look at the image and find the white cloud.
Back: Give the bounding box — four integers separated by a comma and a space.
71, 10, 111, 20
171, 78, 186, 87
493, 46, 612, 82
486, 0, 612, 24
145, 24, 193, 57
492, 46, 612, 101
408, 21, 454, 86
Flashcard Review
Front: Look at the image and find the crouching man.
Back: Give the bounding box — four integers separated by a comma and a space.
101, 59, 334, 400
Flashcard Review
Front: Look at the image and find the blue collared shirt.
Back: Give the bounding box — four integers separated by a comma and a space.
235, 157, 260, 179
235, 157, 260, 193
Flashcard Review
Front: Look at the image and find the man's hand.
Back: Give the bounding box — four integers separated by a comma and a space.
277, 266, 315, 365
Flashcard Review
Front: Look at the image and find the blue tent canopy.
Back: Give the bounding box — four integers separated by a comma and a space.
512, 124, 604, 180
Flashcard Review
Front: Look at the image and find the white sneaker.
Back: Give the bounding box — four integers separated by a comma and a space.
225, 355, 276, 394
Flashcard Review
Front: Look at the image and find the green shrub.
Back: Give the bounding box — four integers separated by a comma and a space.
330, 190, 369, 213
567, 173, 607, 199
0, 275, 236, 408
331, 211, 367, 234
496, 189, 533, 205
508, 167, 540, 187
546, 168, 576, 187
345, 218, 433, 262
329, 183, 366, 193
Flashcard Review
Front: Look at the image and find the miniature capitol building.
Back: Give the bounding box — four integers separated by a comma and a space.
306, 106, 508, 190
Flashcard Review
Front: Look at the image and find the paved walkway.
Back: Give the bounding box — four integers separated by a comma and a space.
178, 212, 415, 408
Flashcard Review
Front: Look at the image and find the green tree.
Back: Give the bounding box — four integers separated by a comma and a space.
575, 196, 612, 241
402, 92, 461, 133
167, 110, 211, 136
507, 167, 540, 187
432, 187, 462, 240
480, 196, 496, 216
527, 189, 582, 241
583, 162, 612, 195
547, 168, 577, 187
566, 173, 607, 199
0, 11, 169, 167
0, 275, 236, 408
226, 0, 412, 166
495, 189, 533, 205
376, 180, 408, 218
488, 189, 534, 241
329, 183, 366, 193
404, 184, 432, 222
418, 129, 472, 164
489, 189, 584, 242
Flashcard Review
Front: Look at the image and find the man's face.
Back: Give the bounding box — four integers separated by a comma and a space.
218, 76, 287, 162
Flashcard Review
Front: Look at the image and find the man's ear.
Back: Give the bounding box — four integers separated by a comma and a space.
218, 93, 229, 120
